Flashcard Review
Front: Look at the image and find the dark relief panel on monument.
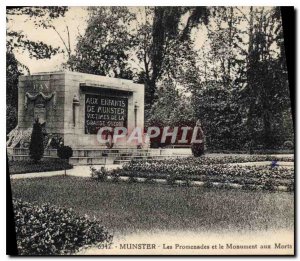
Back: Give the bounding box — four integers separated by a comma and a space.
85, 93, 128, 134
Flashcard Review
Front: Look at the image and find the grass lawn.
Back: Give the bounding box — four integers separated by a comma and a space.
8, 158, 73, 174
11, 176, 294, 234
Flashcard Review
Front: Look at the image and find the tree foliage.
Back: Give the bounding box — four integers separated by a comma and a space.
192, 82, 247, 150
6, 7, 68, 133
29, 118, 44, 162
6, 52, 21, 134
191, 7, 293, 150
7, 7, 68, 62
57, 146, 73, 160
146, 81, 195, 128
7, 7, 293, 151
67, 7, 135, 79
243, 7, 293, 148
68, 7, 209, 106
137, 7, 209, 106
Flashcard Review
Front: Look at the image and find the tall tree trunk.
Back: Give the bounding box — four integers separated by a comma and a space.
227, 7, 234, 83
246, 7, 256, 148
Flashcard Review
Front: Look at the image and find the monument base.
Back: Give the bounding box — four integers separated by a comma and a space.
7, 147, 192, 165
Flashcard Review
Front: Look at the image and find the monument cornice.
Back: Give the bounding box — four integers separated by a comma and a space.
79, 83, 133, 95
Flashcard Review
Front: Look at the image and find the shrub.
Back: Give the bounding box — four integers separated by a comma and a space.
29, 118, 44, 162
287, 181, 294, 192
262, 179, 276, 191
128, 173, 138, 183
166, 174, 176, 186
57, 146, 73, 160
283, 140, 294, 150
203, 181, 214, 189
144, 175, 155, 184
90, 167, 108, 182
110, 170, 121, 183
191, 143, 205, 157
218, 183, 232, 190
242, 184, 257, 191
13, 198, 113, 255
57, 146, 73, 176
182, 176, 192, 187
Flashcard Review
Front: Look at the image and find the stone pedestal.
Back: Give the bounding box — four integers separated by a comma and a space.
14, 71, 145, 149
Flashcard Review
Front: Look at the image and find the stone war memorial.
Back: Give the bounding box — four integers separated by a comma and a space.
7, 71, 150, 164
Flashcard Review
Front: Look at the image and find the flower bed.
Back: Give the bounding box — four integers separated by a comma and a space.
116, 165, 293, 186
95, 157, 294, 191
139, 155, 294, 166
13, 198, 112, 255
122, 161, 293, 179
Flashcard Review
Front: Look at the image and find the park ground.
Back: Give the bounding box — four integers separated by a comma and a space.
9, 153, 294, 255
10, 176, 294, 255
11, 176, 293, 233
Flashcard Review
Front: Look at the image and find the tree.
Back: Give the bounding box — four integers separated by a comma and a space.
191, 121, 205, 157
6, 7, 69, 133
192, 81, 246, 151
243, 7, 293, 149
146, 81, 196, 147
67, 7, 135, 79
57, 146, 73, 176
204, 7, 248, 85
7, 7, 68, 67
147, 81, 195, 128
135, 7, 209, 106
29, 118, 44, 162
6, 52, 21, 134
191, 7, 293, 150
68, 7, 209, 106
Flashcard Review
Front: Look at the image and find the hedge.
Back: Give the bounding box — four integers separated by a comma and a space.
9, 158, 73, 175
13, 199, 113, 255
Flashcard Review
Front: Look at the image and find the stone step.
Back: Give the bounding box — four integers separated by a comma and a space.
116, 155, 190, 160
72, 151, 152, 157
8, 148, 58, 157
113, 154, 190, 164
8, 155, 57, 161
8, 148, 192, 166
9, 148, 154, 157
113, 160, 131, 164
69, 157, 115, 165
8, 147, 192, 156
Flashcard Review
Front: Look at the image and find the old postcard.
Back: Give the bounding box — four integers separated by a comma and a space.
6, 6, 294, 256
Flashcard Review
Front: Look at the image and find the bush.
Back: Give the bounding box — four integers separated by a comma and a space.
191, 143, 205, 157
287, 180, 294, 192
203, 181, 214, 189
144, 175, 155, 184
181, 175, 192, 187
6, 104, 17, 135
29, 118, 44, 162
262, 179, 276, 191
128, 172, 138, 183
283, 140, 294, 150
57, 146, 73, 160
57, 146, 73, 176
166, 174, 176, 186
90, 166, 108, 182
242, 183, 257, 191
13, 198, 113, 255
110, 171, 121, 183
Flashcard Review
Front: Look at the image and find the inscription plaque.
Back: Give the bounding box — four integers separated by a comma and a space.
85, 93, 128, 134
